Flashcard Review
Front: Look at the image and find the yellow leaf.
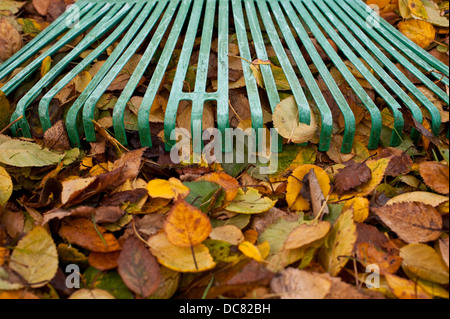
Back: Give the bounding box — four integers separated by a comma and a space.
385, 274, 431, 299
10, 226, 58, 288
238, 241, 267, 262
318, 209, 357, 276
343, 197, 370, 223
146, 177, 190, 200
209, 225, 244, 245
225, 188, 276, 214
40, 56, 52, 78
73, 71, 92, 93
273, 96, 317, 144
400, 243, 449, 284
284, 221, 331, 250
286, 164, 331, 211
407, 0, 429, 19
398, 20, 435, 48
147, 231, 216, 273
0, 166, 13, 205
386, 191, 449, 207
69, 289, 116, 299
164, 199, 212, 247
88, 161, 113, 176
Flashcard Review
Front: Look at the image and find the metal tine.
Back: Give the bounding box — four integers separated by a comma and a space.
350, 0, 449, 87
164, 0, 205, 151
303, 0, 405, 147
353, 0, 449, 76
327, 0, 442, 137
11, 3, 130, 139
317, 0, 424, 142
65, 1, 158, 147
39, 2, 147, 133
82, 1, 168, 144
340, 0, 449, 104
2, 3, 109, 96
273, 0, 355, 153
0, 1, 94, 82
260, 0, 336, 152
230, 0, 265, 151
112, 0, 180, 147
290, 0, 382, 150
190, 0, 216, 156
215, 0, 230, 153
8, 3, 115, 138
137, 0, 191, 149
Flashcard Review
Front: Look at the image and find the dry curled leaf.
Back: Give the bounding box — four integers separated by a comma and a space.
373, 202, 443, 244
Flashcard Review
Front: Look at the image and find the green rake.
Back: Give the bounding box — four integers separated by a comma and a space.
0, 0, 448, 156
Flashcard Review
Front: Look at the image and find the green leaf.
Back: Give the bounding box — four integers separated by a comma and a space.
0, 139, 65, 167
225, 188, 276, 214
0, 91, 11, 132
83, 267, 134, 299
183, 180, 223, 213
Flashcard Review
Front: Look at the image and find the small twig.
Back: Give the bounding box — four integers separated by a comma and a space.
0, 115, 23, 134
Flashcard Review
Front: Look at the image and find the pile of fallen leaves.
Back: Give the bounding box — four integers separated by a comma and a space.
0, 0, 449, 299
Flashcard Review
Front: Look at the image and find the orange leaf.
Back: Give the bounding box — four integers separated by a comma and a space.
164, 199, 212, 247
199, 171, 239, 203
59, 218, 122, 253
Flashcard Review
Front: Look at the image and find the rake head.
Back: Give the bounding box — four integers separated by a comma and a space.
0, 0, 448, 155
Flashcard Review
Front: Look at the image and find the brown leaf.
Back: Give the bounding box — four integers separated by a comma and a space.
270, 268, 332, 299
43, 120, 71, 151
334, 160, 372, 196
59, 218, 121, 253
377, 147, 413, 177
32, 0, 50, 16
373, 202, 443, 244
88, 251, 120, 271
419, 161, 449, 195
300, 168, 330, 218
117, 236, 161, 298
0, 17, 23, 61
112, 148, 146, 182
100, 189, 148, 206
356, 242, 403, 274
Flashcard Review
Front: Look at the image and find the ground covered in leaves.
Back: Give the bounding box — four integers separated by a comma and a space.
0, 0, 449, 299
